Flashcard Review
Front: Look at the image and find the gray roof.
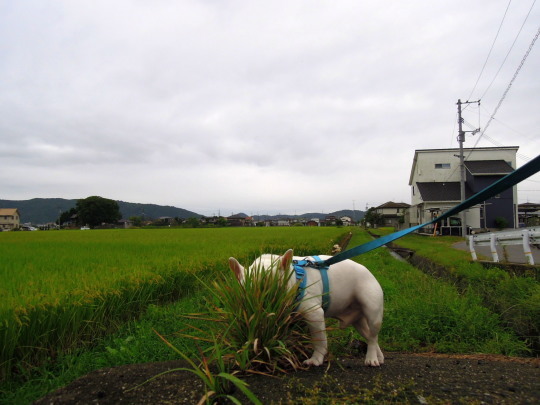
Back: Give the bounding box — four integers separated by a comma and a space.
416, 182, 473, 202
376, 201, 411, 209
464, 160, 513, 175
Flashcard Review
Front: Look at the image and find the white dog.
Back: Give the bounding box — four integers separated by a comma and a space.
228, 249, 384, 367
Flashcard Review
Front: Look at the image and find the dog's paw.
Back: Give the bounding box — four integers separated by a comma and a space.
304, 355, 324, 366
364, 356, 382, 367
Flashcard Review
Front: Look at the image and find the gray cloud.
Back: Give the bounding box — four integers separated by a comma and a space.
1, 1, 539, 215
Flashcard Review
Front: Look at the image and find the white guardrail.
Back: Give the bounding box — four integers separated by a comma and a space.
469, 227, 539, 265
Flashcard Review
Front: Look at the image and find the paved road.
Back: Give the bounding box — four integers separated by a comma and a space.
453, 237, 540, 265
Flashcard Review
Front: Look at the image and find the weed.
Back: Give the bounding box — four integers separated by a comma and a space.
178, 255, 311, 375
150, 330, 262, 405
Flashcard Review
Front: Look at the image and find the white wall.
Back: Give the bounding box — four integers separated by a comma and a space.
409, 147, 518, 229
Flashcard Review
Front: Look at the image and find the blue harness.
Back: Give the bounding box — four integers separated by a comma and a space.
293, 256, 330, 312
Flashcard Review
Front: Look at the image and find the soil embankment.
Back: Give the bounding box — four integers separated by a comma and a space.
34, 353, 540, 404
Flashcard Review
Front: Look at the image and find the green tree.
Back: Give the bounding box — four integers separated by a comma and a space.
76, 196, 121, 228
187, 217, 201, 228
129, 216, 143, 227
362, 207, 383, 228
57, 207, 78, 226
217, 217, 228, 227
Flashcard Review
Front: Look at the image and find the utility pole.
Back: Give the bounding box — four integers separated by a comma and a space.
456, 99, 480, 238
457, 99, 466, 238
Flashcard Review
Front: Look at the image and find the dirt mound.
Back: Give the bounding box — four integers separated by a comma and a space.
35, 353, 539, 404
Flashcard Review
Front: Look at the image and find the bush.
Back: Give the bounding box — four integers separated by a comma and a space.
494, 216, 508, 230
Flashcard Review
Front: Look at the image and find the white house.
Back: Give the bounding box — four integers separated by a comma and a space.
374, 202, 410, 229
409, 146, 518, 233
340, 216, 352, 226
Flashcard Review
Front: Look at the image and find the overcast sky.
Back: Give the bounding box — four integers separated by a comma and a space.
1, 1, 539, 216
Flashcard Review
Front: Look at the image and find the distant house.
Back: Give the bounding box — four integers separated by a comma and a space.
63, 213, 79, 228
289, 218, 305, 226
201, 216, 226, 225
340, 216, 352, 226
324, 216, 337, 226
409, 146, 518, 233
157, 216, 175, 225
227, 214, 247, 227
0, 208, 20, 231
118, 219, 133, 228
374, 202, 410, 229
277, 219, 290, 226
518, 202, 540, 227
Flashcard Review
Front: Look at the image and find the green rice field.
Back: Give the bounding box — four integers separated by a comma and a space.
2, 226, 537, 403
0, 227, 348, 380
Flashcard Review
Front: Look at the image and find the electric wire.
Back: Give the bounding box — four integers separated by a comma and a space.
476, 105, 539, 163
467, 24, 540, 160
435, 4, 538, 185
479, 0, 537, 100
481, 133, 533, 161
449, 112, 458, 148
479, 104, 534, 140
442, 19, 537, 184
467, 0, 513, 101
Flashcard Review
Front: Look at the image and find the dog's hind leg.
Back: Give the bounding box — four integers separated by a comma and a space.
354, 316, 384, 366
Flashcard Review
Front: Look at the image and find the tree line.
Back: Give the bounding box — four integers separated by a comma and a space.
57, 196, 121, 228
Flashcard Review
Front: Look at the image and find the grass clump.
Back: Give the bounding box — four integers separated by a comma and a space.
179, 255, 309, 375
150, 254, 310, 403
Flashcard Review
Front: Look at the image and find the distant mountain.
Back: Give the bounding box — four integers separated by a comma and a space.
0, 198, 364, 225
116, 201, 200, 221
252, 209, 364, 222
0, 198, 201, 224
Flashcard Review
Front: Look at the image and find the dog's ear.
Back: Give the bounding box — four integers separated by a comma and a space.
229, 257, 244, 282
279, 249, 294, 270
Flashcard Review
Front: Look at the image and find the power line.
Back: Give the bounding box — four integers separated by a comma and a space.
479, 0, 537, 100
442, 23, 538, 183
479, 104, 535, 140
481, 133, 533, 161
467, 0, 513, 100
467, 23, 540, 158
449, 112, 458, 148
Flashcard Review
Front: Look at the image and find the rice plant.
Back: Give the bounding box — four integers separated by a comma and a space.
179, 257, 311, 376
0, 227, 346, 380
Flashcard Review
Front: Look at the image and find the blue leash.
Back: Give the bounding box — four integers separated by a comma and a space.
291, 154, 540, 311
324, 154, 540, 267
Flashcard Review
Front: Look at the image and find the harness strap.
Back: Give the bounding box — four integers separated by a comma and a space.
293, 261, 308, 306
313, 256, 330, 312
293, 257, 330, 312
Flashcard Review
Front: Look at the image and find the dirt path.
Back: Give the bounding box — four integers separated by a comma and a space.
34, 353, 539, 404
